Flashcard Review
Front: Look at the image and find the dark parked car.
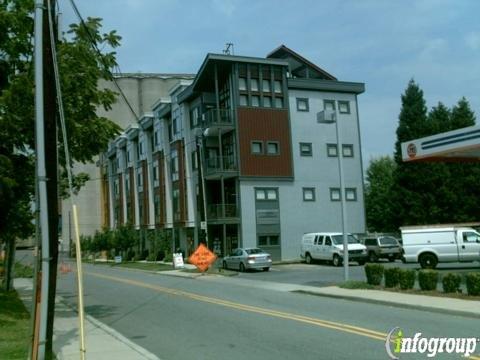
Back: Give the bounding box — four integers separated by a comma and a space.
363, 236, 403, 262
222, 248, 272, 272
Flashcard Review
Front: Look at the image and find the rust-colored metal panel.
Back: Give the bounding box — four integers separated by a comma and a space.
129, 167, 135, 224
118, 173, 124, 224
154, 152, 167, 227
101, 173, 109, 228
237, 107, 293, 177
175, 140, 187, 224
142, 160, 149, 226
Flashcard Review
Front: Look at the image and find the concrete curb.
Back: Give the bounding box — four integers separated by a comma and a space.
293, 290, 480, 320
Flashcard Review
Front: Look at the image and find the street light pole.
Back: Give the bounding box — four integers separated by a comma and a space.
334, 114, 349, 282
317, 110, 349, 281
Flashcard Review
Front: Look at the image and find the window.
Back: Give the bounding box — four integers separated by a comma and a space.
251, 141, 263, 155
127, 150, 131, 163
137, 170, 143, 189
303, 188, 316, 201
238, 77, 247, 91
153, 163, 159, 182
296, 98, 309, 112
324, 237, 332, 246
262, 79, 271, 92
338, 101, 350, 114
327, 144, 338, 157
330, 188, 341, 201
138, 141, 144, 156
263, 97, 272, 108
239, 95, 248, 106
324, 100, 336, 111
170, 149, 179, 181
154, 131, 159, 146
274, 80, 282, 93
266, 141, 279, 155
342, 144, 354, 157
345, 188, 357, 201
255, 188, 278, 201
258, 235, 279, 246
275, 97, 283, 108
250, 78, 259, 92
463, 232, 480, 243
190, 107, 199, 128
300, 142, 312, 157
251, 96, 260, 107
191, 151, 198, 170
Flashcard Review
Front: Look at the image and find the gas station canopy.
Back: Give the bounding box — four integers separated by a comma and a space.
401, 125, 480, 162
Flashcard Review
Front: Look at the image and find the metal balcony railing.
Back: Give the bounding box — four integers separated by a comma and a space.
205, 155, 237, 175
207, 204, 238, 220
202, 108, 233, 128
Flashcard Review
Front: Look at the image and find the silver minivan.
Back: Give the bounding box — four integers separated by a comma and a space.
300, 232, 367, 266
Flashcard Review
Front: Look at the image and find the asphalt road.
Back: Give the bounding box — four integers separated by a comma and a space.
53, 263, 480, 360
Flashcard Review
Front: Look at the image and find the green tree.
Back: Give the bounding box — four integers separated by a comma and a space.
365, 156, 397, 232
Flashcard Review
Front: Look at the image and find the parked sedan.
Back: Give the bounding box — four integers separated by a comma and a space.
222, 248, 272, 272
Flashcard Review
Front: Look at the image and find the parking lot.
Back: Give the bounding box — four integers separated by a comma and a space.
236, 259, 480, 288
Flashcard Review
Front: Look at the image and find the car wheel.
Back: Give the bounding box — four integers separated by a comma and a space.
239, 262, 245, 272
419, 253, 438, 269
305, 253, 313, 264
222, 261, 228, 270
368, 252, 378, 263
263, 267, 270, 272
332, 254, 342, 267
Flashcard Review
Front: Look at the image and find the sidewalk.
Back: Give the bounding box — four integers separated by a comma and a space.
14, 278, 160, 360
160, 269, 480, 319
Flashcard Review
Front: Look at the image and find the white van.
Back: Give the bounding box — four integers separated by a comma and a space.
300, 232, 367, 266
401, 225, 480, 269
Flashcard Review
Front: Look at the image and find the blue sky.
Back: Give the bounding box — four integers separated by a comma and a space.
60, 0, 480, 165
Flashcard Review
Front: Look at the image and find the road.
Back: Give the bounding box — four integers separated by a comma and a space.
54, 262, 480, 360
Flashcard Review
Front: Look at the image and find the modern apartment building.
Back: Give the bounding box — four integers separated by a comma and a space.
101, 45, 366, 261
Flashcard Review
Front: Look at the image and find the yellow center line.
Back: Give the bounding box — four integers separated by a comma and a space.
84, 271, 480, 359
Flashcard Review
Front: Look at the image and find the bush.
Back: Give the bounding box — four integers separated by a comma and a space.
465, 273, 480, 296
163, 253, 173, 263
364, 263, 384, 286
418, 270, 438, 291
384, 268, 401, 288
442, 273, 461, 293
398, 269, 416, 290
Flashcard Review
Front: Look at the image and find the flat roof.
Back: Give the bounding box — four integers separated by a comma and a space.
401, 125, 480, 162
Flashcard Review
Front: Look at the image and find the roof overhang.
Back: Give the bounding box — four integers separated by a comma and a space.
288, 78, 365, 94
401, 125, 480, 162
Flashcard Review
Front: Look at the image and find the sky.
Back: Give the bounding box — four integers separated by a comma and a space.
60, 0, 480, 165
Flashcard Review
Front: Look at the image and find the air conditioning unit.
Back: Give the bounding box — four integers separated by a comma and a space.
317, 110, 336, 123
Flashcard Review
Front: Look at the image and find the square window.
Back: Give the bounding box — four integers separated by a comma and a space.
251, 96, 260, 107
255, 189, 266, 200
338, 101, 350, 114
239, 95, 248, 106
346, 188, 357, 201
327, 144, 338, 157
263, 97, 272, 108
275, 97, 283, 108
269, 235, 279, 246
266, 189, 277, 200
251, 78, 259, 92
267, 142, 279, 155
262, 79, 271, 92
300, 142, 312, 157
296, 98, 309, 112
342, 144, 354, 157
251, 141, 263, 154
330, 188, 341, 201
239, 78, 247, 91
324, 100, 336, 111
303, 188, 316, 201
258, 236, 268, 246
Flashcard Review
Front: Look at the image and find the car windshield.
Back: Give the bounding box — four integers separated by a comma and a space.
331, 235, 359, 245
379, 237, 398, 246
245, 248, 265, 255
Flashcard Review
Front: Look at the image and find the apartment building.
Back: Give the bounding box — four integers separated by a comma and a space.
102, 45, 366, 261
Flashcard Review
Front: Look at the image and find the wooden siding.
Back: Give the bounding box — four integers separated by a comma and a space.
174, 140, 187, 224
237, 107, 293, 177
141, 160, 149, 226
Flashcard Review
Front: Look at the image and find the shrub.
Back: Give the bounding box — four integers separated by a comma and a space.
364, 263, 384, 286
398, 269, 416, 290
163, 253, 173, 263
418, 270, 438, 291
442, 273, 461, 293
384, 268, 401, 288
465, 273, 480, 296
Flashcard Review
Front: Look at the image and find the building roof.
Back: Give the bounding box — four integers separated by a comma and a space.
267, 45, 337, 80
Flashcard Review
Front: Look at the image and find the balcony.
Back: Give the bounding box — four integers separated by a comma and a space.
207, 204, 239, 224
204, 155, 238, 179
202, 108, 234, 135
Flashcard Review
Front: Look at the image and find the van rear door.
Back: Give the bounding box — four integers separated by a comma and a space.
458, 231, 480, 262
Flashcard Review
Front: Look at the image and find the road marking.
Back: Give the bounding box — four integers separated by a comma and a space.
84, 271, 480, 359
